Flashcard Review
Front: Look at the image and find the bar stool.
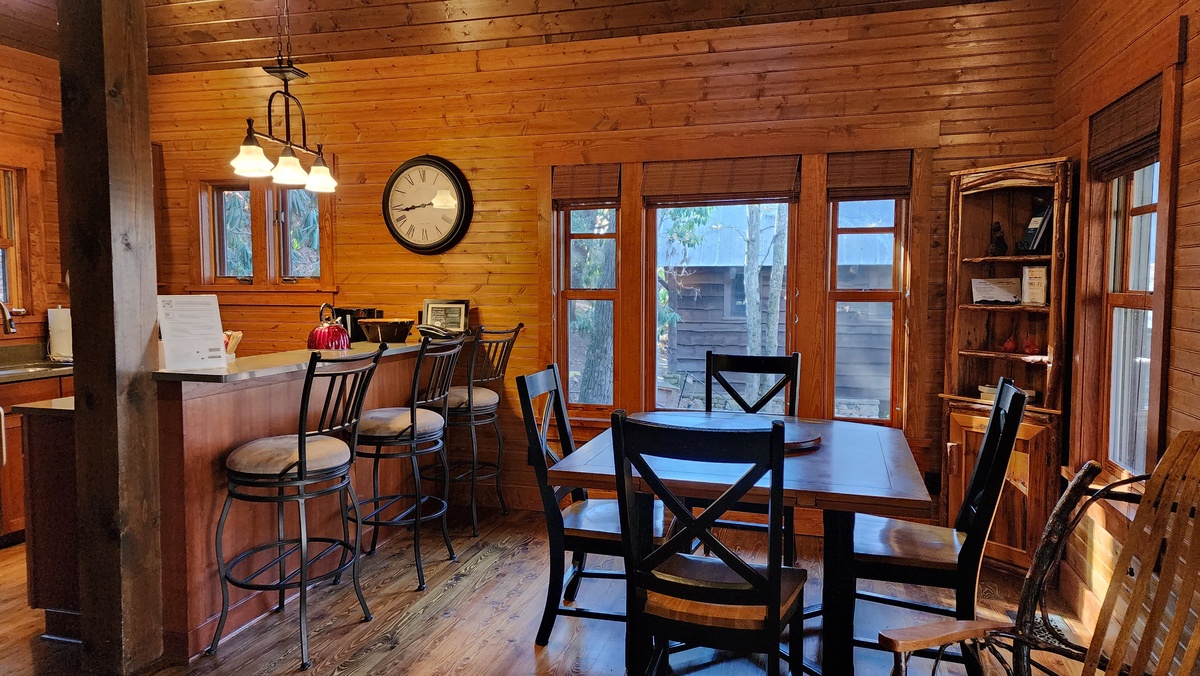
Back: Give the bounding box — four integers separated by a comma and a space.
428, 323, 522, 536
207, 346, 385, 671
352, 336, 463, 591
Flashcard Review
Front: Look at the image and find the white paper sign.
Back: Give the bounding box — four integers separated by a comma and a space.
157, 295, 227, 370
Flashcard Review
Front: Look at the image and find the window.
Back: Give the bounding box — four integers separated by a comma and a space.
551, 163, 622, 408
561, 206, 617, 405
199, 180, 332, 288
0, 169, 22, 305
828, 199, 904, 421
280, 189, 321, 278
1105, 162, 1158, 474
214, 186, 252, 279
654, 202, 789, 411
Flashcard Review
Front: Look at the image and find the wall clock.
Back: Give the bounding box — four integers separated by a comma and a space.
382, 155, 473, 255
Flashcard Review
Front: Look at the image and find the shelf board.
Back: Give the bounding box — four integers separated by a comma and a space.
959, 303, 1050, 313
960, 255, 1052, 264
939, 393, 1062, 416
958, 349, 1051, 364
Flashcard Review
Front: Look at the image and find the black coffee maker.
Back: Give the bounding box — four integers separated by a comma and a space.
333, 307, 381, 342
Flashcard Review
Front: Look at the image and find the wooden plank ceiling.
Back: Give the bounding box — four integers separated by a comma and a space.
4, 0, 995, 74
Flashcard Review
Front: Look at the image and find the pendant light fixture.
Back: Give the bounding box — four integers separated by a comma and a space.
230, 0, 334, 191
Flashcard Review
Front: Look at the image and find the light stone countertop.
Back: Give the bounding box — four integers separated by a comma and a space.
150, 341, 420, 384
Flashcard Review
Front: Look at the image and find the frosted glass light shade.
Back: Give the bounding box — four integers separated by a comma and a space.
305, 151, 337, 193
431, 189, 457, 209
271, 147, 308, 185
231, 142, 274, 177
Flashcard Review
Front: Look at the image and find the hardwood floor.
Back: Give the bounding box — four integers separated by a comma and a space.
0, 510, 1084, 675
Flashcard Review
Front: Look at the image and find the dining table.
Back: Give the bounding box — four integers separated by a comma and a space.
545, 410, 933, 675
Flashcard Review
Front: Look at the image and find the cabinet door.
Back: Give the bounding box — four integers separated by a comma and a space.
947, 410, 1054, 570
0, 412, 23, 535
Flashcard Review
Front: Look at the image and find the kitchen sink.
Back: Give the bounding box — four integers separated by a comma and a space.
0, 365, 63, 376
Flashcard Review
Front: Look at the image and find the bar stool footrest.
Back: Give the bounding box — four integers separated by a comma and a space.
352, 494, 449, 528
221, 536, 357, 592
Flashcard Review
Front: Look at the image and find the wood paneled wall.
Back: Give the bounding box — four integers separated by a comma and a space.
1053, 0, 1199, 626
148, 1, 1059, 510
0, 43, 68, 322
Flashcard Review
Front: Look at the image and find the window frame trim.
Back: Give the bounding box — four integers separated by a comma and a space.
825, 197, 908, 426
193, 178, 336, 292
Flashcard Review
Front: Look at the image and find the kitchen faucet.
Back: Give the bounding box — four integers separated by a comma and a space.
0, 302, 16, 334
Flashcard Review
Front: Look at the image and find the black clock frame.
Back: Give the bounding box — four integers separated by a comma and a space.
382, 154, 473, 255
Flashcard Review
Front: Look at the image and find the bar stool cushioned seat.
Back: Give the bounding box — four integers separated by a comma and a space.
225, 434, 351, 476
358, 407, 445, 437
447, 385, 499, 410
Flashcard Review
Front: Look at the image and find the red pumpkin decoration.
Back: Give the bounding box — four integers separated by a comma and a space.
307, 303, 351, 350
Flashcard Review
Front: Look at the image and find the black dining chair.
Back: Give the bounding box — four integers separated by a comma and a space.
516, 364, 666, 646
611, 409, 805, 676
695, 350, 801, 564
851, 376, 1026, 670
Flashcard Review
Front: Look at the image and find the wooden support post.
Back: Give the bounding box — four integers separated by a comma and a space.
57, 1, 163, 673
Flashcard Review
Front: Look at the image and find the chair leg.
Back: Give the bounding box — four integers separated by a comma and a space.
535, 539, 566, 646
468, 423, 480, 537
410, 452, 427, 592
789, 603, 802, 675
563, 551, 586, 602
492, 418, 508, 516
276, 490, 287, 610
891, 652, 909, 676
346, 482, 372, 622
368, 449, 382, 555
956, 582, 982, 676
205, 492, 234, 656
767, 641, 781, 676
439, 445, 457, 561
297, 495, 311, 670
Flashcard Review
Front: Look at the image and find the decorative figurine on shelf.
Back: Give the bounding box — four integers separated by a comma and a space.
987, 221, 1009, 256
1023, 336, 1040, 355
997, 334, 1017, 353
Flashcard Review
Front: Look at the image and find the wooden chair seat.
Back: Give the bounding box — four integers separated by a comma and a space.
853, 514, 966, 571
562, 498, 665, 542
645, 553, 807, 631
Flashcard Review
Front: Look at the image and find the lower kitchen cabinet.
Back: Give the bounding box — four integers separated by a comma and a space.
0, 375, 71, 541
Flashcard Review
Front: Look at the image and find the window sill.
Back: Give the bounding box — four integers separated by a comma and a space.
185, 284, 337, 294
1060, 464, 1143, 522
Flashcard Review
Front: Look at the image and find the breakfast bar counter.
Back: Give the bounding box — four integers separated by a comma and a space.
23, 343, 422, 663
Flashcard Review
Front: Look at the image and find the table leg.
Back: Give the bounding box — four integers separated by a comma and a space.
822, 510, 856, 674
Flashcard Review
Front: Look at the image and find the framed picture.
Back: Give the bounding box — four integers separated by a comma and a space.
422, 298, 470, 333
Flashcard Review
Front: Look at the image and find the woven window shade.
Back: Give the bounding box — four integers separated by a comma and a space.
642, 156, 801, 202
1089, 76, 1162, 182
552, 163, 621, 202
826, 150, 912, 199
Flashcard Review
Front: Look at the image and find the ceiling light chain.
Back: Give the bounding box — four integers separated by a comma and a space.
230, 0, 336, 192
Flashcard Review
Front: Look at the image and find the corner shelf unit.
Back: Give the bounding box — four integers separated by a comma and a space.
941, 157, 1072, 572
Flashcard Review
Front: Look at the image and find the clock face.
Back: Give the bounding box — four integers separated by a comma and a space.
382, 155, 473, 254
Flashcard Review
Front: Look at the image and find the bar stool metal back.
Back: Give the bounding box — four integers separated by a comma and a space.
353, 336, 464, 590
439, 323, 523, 536
207, 346, 386, 671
